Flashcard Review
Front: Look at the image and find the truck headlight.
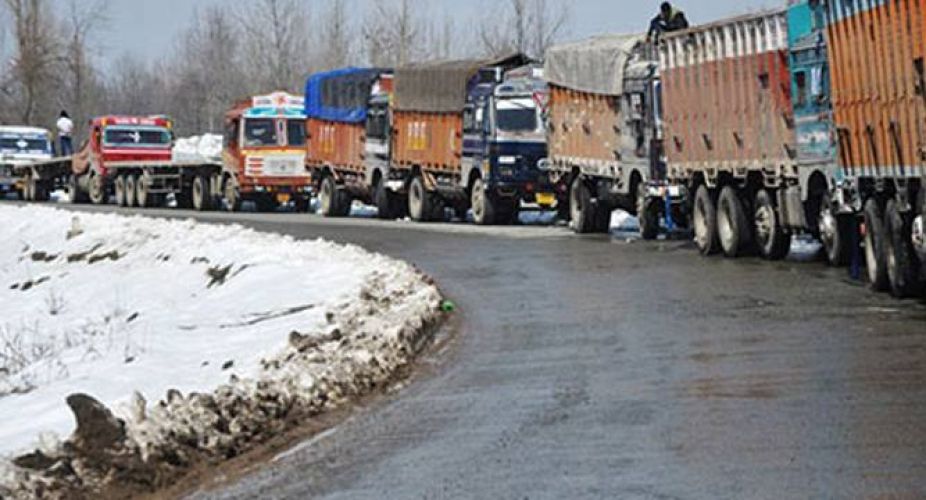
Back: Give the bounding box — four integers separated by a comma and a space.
498, 156, 517, 165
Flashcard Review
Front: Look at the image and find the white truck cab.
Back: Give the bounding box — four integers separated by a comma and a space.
0, 126, 54, 197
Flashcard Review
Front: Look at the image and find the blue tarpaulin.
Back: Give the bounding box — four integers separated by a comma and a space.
304, 67, 384, 123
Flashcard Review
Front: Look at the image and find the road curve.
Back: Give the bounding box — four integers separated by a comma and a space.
33, 205, 926, 499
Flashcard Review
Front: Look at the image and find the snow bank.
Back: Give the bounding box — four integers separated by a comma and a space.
0, 206, 442, 498
172, 134, 223, 163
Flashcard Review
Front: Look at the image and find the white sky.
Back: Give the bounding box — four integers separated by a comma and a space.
93, 0, 777, 63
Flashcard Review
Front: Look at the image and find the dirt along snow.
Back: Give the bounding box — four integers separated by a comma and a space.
0, 205, 442, 497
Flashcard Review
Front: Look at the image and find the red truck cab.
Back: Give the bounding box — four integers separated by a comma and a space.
72, 115, 174, 204
222, 92, 312, 211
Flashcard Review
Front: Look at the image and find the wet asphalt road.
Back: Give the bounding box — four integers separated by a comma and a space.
37, 205, 926, 498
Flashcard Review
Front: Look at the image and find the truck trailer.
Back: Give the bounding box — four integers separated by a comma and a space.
0, 126, 54, 200
389, 54, 553, 224
544, 35, 661, 234
304, 68, 401, 218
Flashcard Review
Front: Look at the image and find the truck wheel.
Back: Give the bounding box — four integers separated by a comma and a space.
593, 202, 612, 233
915, 189, 926, 273
89, 172, 106, 205
67, 175, 86, 204
818, 192, 854, 266
569, 176, 598, 234
862, 198, 889, 292
884, 199, 921, 298
374, 179, 401, 220
637, 183, 660, 240
409, 175, 437, 222
717, 186, 752, 258
125, 175, 137, 208
114, 176, 127, 207
471, 178, 497, 225
693, 186, 720, 255
754, 189, 791, 261
319, 176, 348, 217
223, 178, 240, 212
192, 175, 213, 211
136, 175, 151, 208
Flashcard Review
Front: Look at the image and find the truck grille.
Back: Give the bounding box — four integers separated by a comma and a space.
246, 155, 305, 177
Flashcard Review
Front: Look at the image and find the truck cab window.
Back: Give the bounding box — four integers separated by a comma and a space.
463, 105, 477, 134
287, 120, 306, 147
225, 119, 239, 147
496, 98, 539, 133
244, 119, 277, 146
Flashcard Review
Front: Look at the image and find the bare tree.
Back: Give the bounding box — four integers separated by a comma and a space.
236, 0, 312, 92
362, 0, 421, 67
59, 0, 107, 140
1, 0, 60, 125
479, 0, 570, 58
318, 0, 352, 70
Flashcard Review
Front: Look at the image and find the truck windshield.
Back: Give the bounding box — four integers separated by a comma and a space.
244, 119, 277, 146
104, 128, 171, 147
0, 136, 49, 152
496, 99, 539, 133
287, 120, 306, 147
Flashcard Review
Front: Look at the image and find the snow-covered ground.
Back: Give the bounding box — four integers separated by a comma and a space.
0, 205, 440, 461
172, 134, 223, 163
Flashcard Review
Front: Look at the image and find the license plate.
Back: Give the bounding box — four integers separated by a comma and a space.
536, 192, 556, 206
276, 193, 291, 204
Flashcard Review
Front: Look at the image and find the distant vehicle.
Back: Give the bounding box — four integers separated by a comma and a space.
389, 54, 557, 224
544, 36, 661, 234
0, 126, 54, 199
304, 68, 399, 218
223, 92, 313, 212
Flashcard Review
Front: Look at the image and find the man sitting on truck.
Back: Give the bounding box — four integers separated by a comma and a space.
646, 2, 689, 43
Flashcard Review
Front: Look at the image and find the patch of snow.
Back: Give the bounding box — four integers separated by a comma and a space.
172, 134, 223, 163
0, 205, 440, 459
350, 202, 379, 218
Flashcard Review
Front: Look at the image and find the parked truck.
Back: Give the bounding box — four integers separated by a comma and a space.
389, 54, 555, 224
0, 126, 54, 200
650, 9, 823, 261
222, 92, 313, 212
818, 0, 925, 297
303, 68, 401, 218
543, 35, 662, 234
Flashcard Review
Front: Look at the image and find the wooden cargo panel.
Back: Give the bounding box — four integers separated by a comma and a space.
306, 119, 365, 173
547, 86, 621, 166
660, 9, 793, 177
826, 0, 926, 176
392, 111, 462, 173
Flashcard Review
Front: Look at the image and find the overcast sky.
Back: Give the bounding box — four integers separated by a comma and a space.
95, 0, 777, 63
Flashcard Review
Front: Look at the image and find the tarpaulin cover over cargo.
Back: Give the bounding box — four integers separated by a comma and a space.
393, 54, 532, 113
544, 34, 645, 96
304, 68, 384, 123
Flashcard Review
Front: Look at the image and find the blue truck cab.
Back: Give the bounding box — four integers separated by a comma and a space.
462, 66, 557, 225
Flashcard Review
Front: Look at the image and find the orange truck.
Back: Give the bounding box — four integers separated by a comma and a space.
221, 92, 312, 212
544, 35, 662, 234
303, 68, 400, 218
389, 54, 547, 223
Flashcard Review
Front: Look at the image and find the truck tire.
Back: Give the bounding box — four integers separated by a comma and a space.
136, 174, 152, 208
192, 175, 213, 211
817, 192, 854, 266
409, 175, 441, 222
862, 198, 889, 292
223, 178, 241, 212
471, 177, 497, 225
88, 171, 106, 205
693, 185, 721, 255
638, 182, 660, 240
67, 175, 87, 204
125, 175, 137, 208
33, 182, 49, 202
754, 189, 791, 261
114, 176, 127, 207
717, 186, 752, 258
319, 176, 349, 217
884, 199, 921, 298
570, 176, 598, 234
374, 179, 402, 220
